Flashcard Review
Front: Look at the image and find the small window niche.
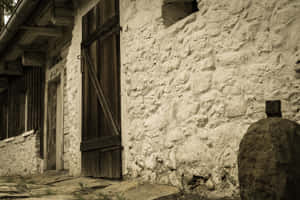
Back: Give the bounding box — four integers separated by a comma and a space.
162, 0, 198, 27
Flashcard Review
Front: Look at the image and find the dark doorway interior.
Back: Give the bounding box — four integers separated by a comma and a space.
47, 76, 65, 170
47, 81, 57, 170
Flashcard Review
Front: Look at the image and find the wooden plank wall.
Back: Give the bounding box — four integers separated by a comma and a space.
8, 76, 26, 137
24, 67, 45, 158
24, 68, 44, 132
0, 68, 45, 150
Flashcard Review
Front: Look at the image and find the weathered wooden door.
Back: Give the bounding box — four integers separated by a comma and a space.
47, 82, 57, 170
81, 0, 122, 178
47, 78, 63, 170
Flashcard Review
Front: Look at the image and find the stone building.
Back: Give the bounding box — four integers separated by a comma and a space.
0, 0, 299, 197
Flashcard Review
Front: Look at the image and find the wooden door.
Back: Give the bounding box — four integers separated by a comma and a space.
47, 82, 57, 170
47, 77, 63, 170
81, 0, 122, 178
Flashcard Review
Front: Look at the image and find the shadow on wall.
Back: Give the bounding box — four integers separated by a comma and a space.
162, 0, 198, 27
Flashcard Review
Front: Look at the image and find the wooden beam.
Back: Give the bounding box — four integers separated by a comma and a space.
0, 70, 22, 76
6, 60, 23, 71
4, 45, 47, 61
20, 26, 63, 37
54, 7, 74, 17
0, 61, 23, 76
18, 32, 40, 46
51, 5, 74, 27
54, 1, 74, 8
22, 52, 45, 67
51, 16, 74, 26
17, 45, 47, 53
4, 46, 23, 61
18, 26, 62, 46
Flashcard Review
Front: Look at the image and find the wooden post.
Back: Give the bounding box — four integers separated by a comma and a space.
0, 7, 4, 30
56, 80, 63, 170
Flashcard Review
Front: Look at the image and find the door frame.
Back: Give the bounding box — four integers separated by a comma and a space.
43, 62, 64, 171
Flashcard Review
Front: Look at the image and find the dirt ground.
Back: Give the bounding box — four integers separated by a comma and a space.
155, 193, 239, 200
0, 171, 239, 200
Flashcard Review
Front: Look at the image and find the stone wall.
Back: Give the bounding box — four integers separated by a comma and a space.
120, 0, 300, 197
0, 130, 41, 176
58, 0, 300, 196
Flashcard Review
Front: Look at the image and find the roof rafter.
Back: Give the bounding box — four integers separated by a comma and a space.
20, 26, 63, 37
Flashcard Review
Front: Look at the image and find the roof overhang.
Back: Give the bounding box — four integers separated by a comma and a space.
0, 0, 40, 55
0, 0, 74, 77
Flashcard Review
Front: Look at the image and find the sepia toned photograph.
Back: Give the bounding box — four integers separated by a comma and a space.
0, 0, 299, 199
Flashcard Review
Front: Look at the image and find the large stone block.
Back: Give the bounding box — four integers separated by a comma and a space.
238, 118, 300, 200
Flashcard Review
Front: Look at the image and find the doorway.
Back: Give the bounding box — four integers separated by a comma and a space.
47, 78, 63, 170
81, 0, 122, 178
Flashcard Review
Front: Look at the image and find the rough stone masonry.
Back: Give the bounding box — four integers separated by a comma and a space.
0, 130, 41, 176
117, 0, 300, 197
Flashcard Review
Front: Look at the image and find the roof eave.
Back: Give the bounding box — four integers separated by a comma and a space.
0, 0, 40, 55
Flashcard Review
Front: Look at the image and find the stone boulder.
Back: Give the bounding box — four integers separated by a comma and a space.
238, 118, 300, 200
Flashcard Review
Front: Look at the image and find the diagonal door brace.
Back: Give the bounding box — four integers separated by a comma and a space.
82, 48, 120, 136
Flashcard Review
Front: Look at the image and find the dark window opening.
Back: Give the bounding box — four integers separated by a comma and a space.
162, 0, 198, 27
0, 68, 44, 141
8, 76, 26, 137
